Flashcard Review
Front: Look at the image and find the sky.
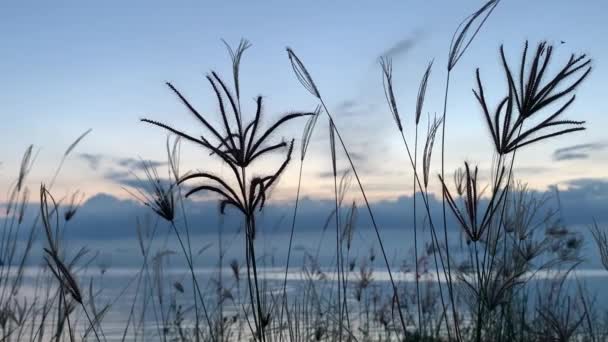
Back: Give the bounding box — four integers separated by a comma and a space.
1, 0, 607, 210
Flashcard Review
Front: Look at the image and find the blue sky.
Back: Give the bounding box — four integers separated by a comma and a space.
1, 0, 607, 202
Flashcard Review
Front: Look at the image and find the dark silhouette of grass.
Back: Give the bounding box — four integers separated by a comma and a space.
475, 41, 591, 155
141, 39, 315, 341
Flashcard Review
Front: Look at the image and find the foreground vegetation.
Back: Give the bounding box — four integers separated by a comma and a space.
1, 0, 607, 341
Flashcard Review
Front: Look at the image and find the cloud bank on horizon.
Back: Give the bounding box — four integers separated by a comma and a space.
3, 176, 606, 242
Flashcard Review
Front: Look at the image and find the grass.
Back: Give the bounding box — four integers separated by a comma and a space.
0, 1, 606, 341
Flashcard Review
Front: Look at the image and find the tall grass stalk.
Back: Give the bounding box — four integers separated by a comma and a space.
438, 1, 502, 337
279, 106, 321, 342
287, 47, 409, 335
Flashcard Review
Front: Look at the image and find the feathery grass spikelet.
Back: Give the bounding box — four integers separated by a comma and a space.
286, 48, 321, 99
379, 57, 402, 132
422, 115, 443, 188
415, 61, 433, 125
124, 160, 176, 222
301, 105, 322, 161
63, 190, 85, 222
439, 162, 507, 242
448, 0, 500, 70
475, 41, 591, 154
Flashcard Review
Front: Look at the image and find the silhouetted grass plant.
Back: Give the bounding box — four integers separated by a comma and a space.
142, 39, 315, 341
